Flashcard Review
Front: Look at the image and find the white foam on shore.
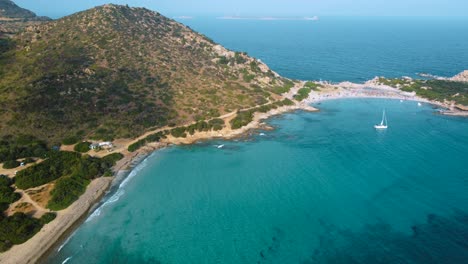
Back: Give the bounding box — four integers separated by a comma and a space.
85, 157, 150, 223
57, 226, 84, 253
61, 257, 72, 264
57, 233, 73, 252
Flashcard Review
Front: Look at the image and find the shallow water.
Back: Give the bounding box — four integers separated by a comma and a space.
47, 99, 468, 264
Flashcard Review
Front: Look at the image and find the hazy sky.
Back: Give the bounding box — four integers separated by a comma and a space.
15, 0, 468, 18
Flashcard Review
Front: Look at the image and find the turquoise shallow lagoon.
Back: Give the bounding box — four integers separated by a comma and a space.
48, 99, 468, 264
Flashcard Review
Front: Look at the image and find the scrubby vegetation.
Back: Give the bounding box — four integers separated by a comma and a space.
294, 87, 312, 101
74, 142, 91, 153
0, 213, 42, 252
171, 127, 187, 138
230, 99, 294, 129
378, 78, 468, 106
101, 153, 124, 167
378, 77, 410, 87
39, 212, 56, 225
62, 136, 81, 145
0, 5, 292, 143
304, 81, 322, 91
0, 0, 37, 19
0, 135, 48, 163
0, 211, 56, 252
2, 160, 20, 169
47, 176, 90, 211
128, 131, 166, 152
128, 118, 229, 152
272, 80, 295, 94
404, 80, 468, 105
0, 175, 20, 212
15, 151, 82, 189
15, 151, 119, 191
11, 149, 122, 212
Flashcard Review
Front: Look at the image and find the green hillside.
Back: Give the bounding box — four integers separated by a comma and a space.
0, 4, 293, 144
0, 0, 36, 19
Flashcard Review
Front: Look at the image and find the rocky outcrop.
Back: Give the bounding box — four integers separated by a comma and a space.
450, 70, 468, 83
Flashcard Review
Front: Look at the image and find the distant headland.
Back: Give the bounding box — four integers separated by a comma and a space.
0, 1, 467, 263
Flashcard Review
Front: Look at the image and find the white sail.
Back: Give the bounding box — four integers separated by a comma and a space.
375, 110, 388, 129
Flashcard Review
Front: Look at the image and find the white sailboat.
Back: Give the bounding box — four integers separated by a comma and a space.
374, 110, 388, 129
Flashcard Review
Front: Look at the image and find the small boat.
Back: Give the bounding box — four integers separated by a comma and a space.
400, 99, 403, 103
217, 144, 224, 149
259, 133, 266, 136
374, 110, 388, 129
418, 102, 422, 106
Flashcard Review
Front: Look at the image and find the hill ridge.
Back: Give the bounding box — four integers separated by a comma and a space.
0, 4, 294, 143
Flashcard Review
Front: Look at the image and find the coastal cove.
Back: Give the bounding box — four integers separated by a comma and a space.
1, 3, 467, 263
47, 98, 468, 264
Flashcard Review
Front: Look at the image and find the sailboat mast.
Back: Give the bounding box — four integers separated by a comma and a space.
381, 110, 385, 125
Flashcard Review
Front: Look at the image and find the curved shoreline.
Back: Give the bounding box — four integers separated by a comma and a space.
0, 102, 317, 264
37, 149, 158, 263
1, 92, 465, 264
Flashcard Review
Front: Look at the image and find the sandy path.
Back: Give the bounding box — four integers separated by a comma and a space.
6, 188, 50, 217
0, 177, 112, 264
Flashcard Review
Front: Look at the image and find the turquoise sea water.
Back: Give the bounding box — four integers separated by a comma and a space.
183, 17, 468, 82
48, 99, 468, 264
47, 17, 468, 263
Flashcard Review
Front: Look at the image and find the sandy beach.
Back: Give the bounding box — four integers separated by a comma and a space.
303, 80, 468, 116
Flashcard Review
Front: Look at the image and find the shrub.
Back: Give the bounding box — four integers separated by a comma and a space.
24, 157, 36, 164
128, 140, 145, 152
272, 81, 294, 95
275, 98, 294, 107
250, 61, 261, 72
234, 52, 247, 64
2, 160, 20, 169
47, 176, 90, 211
101, 153, 124, 166
0, 213, 43, 252
171, 127, 187, 138
243, 73, 255, 83
294, 87, 312, 101
0, 135, 48, 163
218, 56, 229, 65
15, 151, 81, 189
15, 151, 111, 190
74, 141, 91, 153
40, 212, 56, 224
0, 175, 20, 205
127, 132, 164, 152
0, 175, 11, 186
0, 203, 8, 212
230, 110, 254, 129
304, 81, 322, 91
208, 119, 225, 131
62, 136, 80, 145
0, 186, 21, 204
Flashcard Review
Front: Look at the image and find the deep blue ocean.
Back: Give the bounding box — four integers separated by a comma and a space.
47, 18, 468, 264
183, 17, 468, 82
